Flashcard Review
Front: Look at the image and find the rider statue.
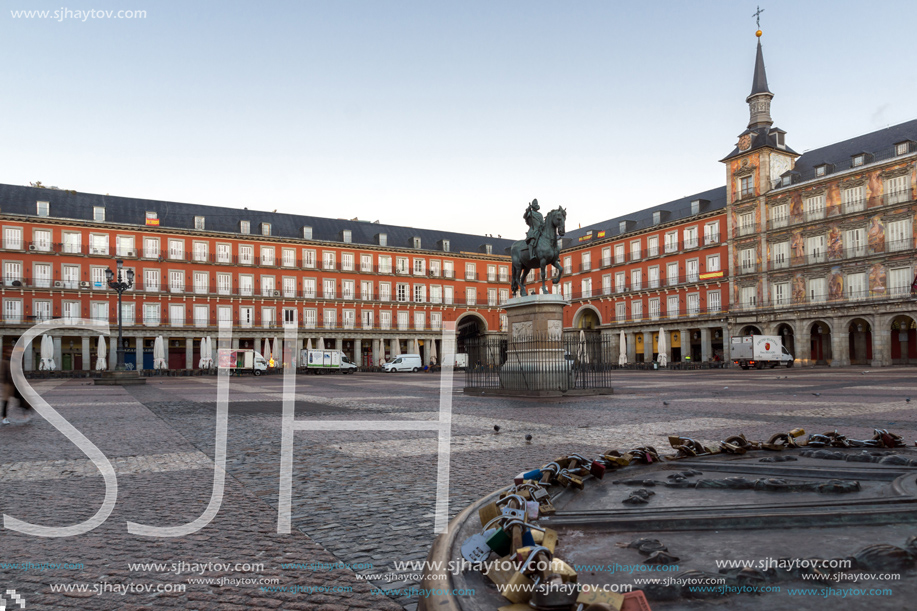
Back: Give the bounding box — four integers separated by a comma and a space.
523, 199, 544, 261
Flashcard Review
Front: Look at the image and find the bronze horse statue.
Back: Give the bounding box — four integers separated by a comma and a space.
510, 207, 566, 296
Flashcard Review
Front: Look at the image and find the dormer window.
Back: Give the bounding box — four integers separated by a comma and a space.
302, 226, 312, 240
261, 223, 271, 236
896, 142, 910, 156
775, 132, 785, 148
342, 230, 352, 243
618, 221, 627, 234
377, 233, 387, 246
852, 154, 865, 167
652, 211, 661, 225
240, 220, 250, 234
781, 176, 792, 187
441, 239, 450, 252
691, 200, 700, 215
485, 244, 493, 255
815, 165, 826, 177
37, 201, 49, 217
412, 236, 421, 249
194, 216, 205, 230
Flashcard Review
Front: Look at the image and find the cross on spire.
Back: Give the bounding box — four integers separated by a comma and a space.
753, 5, 764, 29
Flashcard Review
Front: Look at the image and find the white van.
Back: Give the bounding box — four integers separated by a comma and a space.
382, 354, 423, 373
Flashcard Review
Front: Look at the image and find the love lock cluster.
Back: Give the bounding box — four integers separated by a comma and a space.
457, 426, 915, 611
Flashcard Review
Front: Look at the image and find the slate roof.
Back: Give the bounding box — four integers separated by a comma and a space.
0, 183, 515, 255
561, 186, 728, 246
720, 126, 799, 163
779, 119, 917, 184
749, 39, 772, 97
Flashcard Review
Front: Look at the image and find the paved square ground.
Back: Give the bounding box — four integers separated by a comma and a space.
1, 367, 915, 610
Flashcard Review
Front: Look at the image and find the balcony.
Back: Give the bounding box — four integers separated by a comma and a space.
884, 189, 911, 206
683, 238, 699, 250
737, 223, 756, 237
804, 207, 825, 223
771, 257, 789, 270
704, 233, 720, 245
807, 252, 826, 265
465, 272, 477, 281
738, 262, 758, 274
767, 216, 789, 230
843, 198, 866, 214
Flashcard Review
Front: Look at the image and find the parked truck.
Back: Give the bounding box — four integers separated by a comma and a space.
219, 349, 269, 375
301, 349, 358, 374
731, 335, 794, 369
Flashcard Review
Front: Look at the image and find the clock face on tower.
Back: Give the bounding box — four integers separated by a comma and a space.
770, 154, 792, 185
738, 134, 752, 151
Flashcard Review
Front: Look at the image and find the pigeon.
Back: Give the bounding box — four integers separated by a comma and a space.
723, 386, 728, 390
906, 398, 911, 403
493, 425, 501, 434
812, 393, 821, 397
525, 434, 533, 443
662, 401, 670, 406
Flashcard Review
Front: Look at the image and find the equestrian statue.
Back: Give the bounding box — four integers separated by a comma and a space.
510, 199, 567, 296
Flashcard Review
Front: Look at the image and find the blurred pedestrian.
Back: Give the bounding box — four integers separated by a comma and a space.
2, 346, 31, 425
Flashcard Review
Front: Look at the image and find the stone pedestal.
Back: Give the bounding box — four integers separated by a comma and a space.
499, 294, 568, 394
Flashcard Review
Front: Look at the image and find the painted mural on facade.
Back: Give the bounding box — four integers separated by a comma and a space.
869, 263, 886, 296
867, 171, 884, 208
790, 230, 804, 262
792, 274, 806, 304
826, 187, 841, 217
867, 216, 885, 253
827, 224, 843, 260
828, 266, 844, 301
789, 191, 803, 223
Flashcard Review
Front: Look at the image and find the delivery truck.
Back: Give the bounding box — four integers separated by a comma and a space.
301, 349, 358, 374
219, 349, 269, 375
731, 335, 794, 369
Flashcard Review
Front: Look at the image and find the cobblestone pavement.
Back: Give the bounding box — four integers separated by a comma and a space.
1, 368, 915, 610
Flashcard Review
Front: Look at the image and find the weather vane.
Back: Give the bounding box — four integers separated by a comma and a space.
753, 5, 764, 30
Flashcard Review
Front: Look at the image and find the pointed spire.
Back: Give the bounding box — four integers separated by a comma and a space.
746, 31, 774, 130
750, 38, 771, 96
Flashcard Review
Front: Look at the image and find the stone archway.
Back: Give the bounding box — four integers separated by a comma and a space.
739, 325, 761, 336
809, 321, 832, 365
890, 315, 917, 365
776, 323, 796, 360
847, 318, 873, 366
455, 312, 488, 363
573, 306, 601, 330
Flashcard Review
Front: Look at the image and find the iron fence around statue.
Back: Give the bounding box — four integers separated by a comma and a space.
463, 332, 616, 392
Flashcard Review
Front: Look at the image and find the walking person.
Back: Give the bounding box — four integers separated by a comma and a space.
2, 346, 31, 425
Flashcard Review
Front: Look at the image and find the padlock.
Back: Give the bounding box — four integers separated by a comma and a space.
484, 553, 517, 588
499, 570, 535, 604
529, 573, 578, 610
501, 505, 526, 521
538, 500, 556, 516
532, 486, 550, 502
479, 501, 501, 527
557, 469, 584, 489
589, 460, 606, 479
549, 558, 577, 583
526, 500, 540, 520
485, 527, 512, 556
575, 585, 625, 609
540, 462, 561, 486
461, 528, 496, 563
515, 468, 543, 485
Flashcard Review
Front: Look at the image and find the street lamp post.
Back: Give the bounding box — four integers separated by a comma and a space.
105, 259, 134, 371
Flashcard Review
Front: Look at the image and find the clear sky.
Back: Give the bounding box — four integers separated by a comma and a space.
2, 1, 915, 239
